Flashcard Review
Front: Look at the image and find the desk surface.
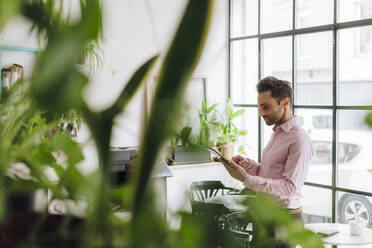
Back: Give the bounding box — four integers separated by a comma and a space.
205, 194, 254, 211
305, 223, 372, 246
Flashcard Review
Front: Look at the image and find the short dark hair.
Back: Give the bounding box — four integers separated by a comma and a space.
256, 76, 293, 104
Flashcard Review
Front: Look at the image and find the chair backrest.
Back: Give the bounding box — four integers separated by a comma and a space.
189, 180, 238, 202
225, 211, 254, 248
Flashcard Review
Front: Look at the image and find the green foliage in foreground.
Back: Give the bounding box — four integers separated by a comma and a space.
0, 0, 324, 247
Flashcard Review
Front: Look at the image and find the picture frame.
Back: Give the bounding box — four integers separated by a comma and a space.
145, 76, 207, 116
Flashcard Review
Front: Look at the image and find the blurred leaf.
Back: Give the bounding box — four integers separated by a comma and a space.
31, 39, 87, 111
0, 0, 20, 30
78, 0, 102, 42
231, 109, 245, 119
365, 112, 372, 128
52, 134, 84, 166
107, 55, 158, 117
179, 126, 192, 146
239, 130, 247, 136
206, 103, 218, 114
202, 99, 206, 113
133, 0, 213, 217
240, 194, 324, 248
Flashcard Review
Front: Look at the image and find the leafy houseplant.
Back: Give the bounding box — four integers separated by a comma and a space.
169, 100, 218, 164
0, 81, 87, 247
215, 99, 247, 159
172, 100, 218, 146
198, 100, 219, 146
0, 0, 325, 247
25, 0, 104, 74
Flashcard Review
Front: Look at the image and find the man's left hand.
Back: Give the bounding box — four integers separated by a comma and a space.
217, 158, 247, 182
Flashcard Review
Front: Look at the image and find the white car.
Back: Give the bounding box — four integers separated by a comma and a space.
302, 128, 372, 226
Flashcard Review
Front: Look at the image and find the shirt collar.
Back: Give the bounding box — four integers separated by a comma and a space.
273, 116, 298, 133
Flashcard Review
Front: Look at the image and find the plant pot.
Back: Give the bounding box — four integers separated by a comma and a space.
6, 192, 35, 213
219, 142, 235, 160
0, 211, 85, 248
169, 146, 213, 164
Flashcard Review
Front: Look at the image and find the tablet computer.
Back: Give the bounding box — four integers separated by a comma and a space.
208, 148, 234, 168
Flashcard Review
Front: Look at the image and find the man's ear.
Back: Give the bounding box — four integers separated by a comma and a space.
283, 97, 290, 108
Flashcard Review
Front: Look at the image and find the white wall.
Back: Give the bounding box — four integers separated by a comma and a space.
1, 1, 229, 173
84, 0, 229, 148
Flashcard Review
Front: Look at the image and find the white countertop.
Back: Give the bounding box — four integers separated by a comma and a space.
305, 223, 372, 246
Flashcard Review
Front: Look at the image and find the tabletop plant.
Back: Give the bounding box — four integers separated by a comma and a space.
0, 0, 325, 247
172, 100, 218, 147
213, 99, 247, 158
215, 99, 246, 144
198, 100, 219, 146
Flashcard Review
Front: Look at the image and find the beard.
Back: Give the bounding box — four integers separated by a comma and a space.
262, 110, 284, 126
263, 116, 277, 126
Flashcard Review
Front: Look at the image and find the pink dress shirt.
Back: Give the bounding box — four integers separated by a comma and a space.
244, 116, 313, 209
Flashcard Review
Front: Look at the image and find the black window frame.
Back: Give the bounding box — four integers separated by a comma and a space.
229, 0, 372, 224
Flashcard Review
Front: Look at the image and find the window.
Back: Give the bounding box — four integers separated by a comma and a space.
297, 6, 310, 60
230, 0, 372, 226
355, 1, 372, 55
312, 115, 332, 129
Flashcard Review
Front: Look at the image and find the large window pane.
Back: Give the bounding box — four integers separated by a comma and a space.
262, 120, 273, 149
233, 107, 259, 162
231, 39, 258, 105
339, 0, 372, 23
262, 36, 292, 82
261, 0, 292, 34
337, 192, 372, 228
296, 0, 333, 29
339, 27, 372, 105
302, 186, 332, 223
296, 109, 333, 185
229, 0, 372, 229
295, 31, 333, 105
337, 110, 372, 193
231, 0, 258, 38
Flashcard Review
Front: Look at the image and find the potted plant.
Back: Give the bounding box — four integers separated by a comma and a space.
169, 100, 219, 164
214, 99, 247, 159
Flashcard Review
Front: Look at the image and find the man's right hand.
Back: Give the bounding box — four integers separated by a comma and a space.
232, 155, 251, 170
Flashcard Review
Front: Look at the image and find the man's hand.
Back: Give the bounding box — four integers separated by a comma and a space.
216, 158, 247, 182
232, 155, 251, 170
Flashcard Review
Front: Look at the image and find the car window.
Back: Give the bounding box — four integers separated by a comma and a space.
311, 141, 361, 165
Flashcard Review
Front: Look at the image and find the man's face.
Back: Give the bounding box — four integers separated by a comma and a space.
257, 91, 287, 126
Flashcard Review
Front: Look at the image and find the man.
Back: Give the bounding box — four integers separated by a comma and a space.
221, 76, 313, 219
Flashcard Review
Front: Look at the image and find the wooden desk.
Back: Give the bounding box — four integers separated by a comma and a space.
305, 223, 372, 247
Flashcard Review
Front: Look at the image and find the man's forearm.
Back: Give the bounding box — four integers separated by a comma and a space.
243, 174, 296, 198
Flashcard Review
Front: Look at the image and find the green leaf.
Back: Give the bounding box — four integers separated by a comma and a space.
365, 112, 372, 128
207, 103, 218, 114
239, 130, 247, 136
226, 103, 233, 120
231, 109, 245, 119
30, 37, 88, 111
0, 0, 20, 30
180, 126, 192, 146
108, 55, 158, 117
202, 100, 206, 113
133, 0, 213, 218
78, 0, 102, 42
